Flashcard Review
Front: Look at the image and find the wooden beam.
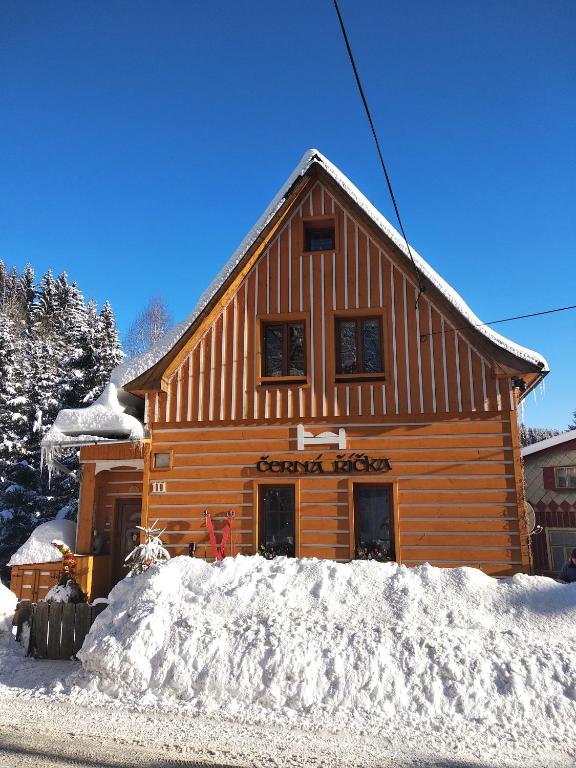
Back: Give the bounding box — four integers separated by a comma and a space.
76, 462, 96, 554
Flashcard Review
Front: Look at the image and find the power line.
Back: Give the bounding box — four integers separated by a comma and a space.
420, 303, 576, 340
332, 0, 426, 305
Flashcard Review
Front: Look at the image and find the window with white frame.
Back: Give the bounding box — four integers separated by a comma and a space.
554, 466, 576, 489
547, 528, 576, 572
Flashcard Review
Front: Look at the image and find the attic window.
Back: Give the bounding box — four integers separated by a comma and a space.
304, 220, 335, 252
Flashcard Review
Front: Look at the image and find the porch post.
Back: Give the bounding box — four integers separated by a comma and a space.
76, 462, 96, 554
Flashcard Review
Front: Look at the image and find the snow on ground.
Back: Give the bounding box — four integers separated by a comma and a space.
66, 556, 576, 764
0, 584, 16, 634
7, 519, 76, 567
0, 557, 574, 767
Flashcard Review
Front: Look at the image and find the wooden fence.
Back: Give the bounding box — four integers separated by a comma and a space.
25, 602, 108, 660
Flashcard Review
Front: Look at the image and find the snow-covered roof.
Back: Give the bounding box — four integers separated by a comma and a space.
522, 429, 576, 458
47, 383, 143, 440
111, 148, 548, 388
41, 383, 144, 469
7, 519, 76, 567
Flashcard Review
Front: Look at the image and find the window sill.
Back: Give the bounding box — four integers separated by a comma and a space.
258, 376, 309, 386
335, 373, 386, 383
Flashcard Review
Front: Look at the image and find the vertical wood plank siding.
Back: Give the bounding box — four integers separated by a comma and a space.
160, 182, 508, 425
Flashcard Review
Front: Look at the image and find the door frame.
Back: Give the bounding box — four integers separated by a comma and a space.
347, 478, 400, 562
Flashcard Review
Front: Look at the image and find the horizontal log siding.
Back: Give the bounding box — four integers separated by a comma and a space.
152, 181, 508, 426
147, 415, 526, 575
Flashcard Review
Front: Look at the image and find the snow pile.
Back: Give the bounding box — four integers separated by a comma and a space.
41, 382, 144, 470
0, 583, 17, 634
7, 520, 76, 567
45, 383, 143, 441
76, 557, 576, 736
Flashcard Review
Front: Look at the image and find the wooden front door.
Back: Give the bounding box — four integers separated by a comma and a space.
113, 499, 142, 584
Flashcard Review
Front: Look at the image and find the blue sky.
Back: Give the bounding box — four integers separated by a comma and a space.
1, 0, 574, 428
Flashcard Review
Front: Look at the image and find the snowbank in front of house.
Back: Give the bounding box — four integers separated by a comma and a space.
0, 583, 17, 633
74, 556, 576, 739
7, 520, 76, 567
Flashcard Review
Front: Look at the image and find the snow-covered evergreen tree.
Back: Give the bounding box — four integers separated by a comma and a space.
0, 260, 123, 580
519, 423, 562, 448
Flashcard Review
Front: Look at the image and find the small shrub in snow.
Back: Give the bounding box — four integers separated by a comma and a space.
124, 522, 170, 576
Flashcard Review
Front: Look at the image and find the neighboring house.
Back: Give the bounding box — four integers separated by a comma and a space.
12, 149, 548, 599
522, 430, 576, 576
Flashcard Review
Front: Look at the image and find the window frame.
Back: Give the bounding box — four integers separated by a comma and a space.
554, 466, 576, 489
546, 527, 576, 573
152, 450, 173, 471
347, 479, 399, 562
257, 483, 297, 557
302, 216, 337, 254
258, 313, 309, 385
334, 313, 385, 380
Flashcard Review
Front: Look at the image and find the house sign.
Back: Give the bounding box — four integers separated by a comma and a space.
256, 453, 392, 475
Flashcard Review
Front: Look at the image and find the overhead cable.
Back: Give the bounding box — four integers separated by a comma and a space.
332, 0, 426, 305
420, 303, 576, 340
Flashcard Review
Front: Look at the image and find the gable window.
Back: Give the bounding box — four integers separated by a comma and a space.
335, 316, 383, 376
554, 467, 576, 489
304, 219, 335, 252
262, 321, 306, 378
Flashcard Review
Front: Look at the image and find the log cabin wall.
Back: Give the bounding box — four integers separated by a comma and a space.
145, 417, 526, 576
149, 181, 513, 426
133, 179, 530, 576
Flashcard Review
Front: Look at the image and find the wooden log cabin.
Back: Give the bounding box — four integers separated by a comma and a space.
38, 149, 548, 598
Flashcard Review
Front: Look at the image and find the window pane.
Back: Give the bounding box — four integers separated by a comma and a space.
556, 468, 567, 488
354, 485, 393, 560
154, 452, 170, 469
551, 546, 567, 572
288, 324, 305, 376
362, 318, 382, 372
550, 530, 576, 547
569, 468, 576, 488
260, 486, 295, 557
306, 226, 335, 251
338, 320, 357, 373
264, 325, 284, 376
